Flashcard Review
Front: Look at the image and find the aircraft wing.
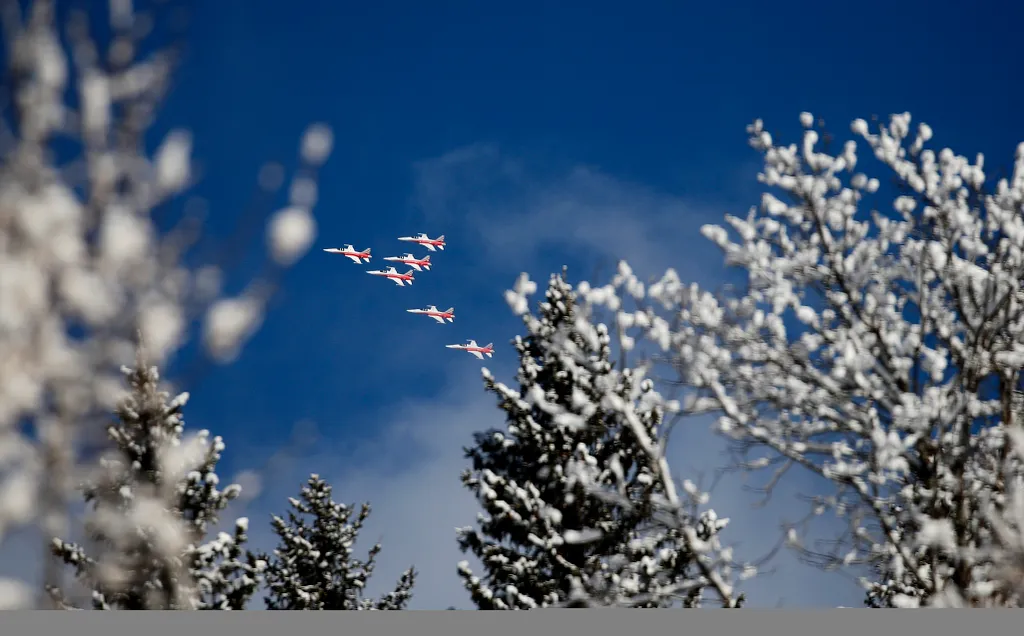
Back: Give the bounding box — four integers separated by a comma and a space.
345, 254, 362, 263
392, 278, 405, 286
430, 315, 446, 324
470, 350, 485, 360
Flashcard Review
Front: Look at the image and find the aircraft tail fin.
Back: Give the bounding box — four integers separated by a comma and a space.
485, 343, 493, 349
423, 255, 430, 261
364, 248, 371, 254
445, 307, 454, 315
437, 235, 445, 241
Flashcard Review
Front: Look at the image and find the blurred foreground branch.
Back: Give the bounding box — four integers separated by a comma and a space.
0, 0, 332, 607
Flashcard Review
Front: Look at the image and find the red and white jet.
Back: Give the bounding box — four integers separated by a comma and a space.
446, 340, 493, 360
367, 267, 415, 286
407, 305, 454, 324
383, 253, 431, 271
323, 244, 371, 264
397, 233, 445, 251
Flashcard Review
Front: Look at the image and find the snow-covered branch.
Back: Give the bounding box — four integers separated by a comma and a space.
574, 112, 1024, 607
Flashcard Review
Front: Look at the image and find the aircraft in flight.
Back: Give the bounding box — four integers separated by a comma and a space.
446, 340, 494, 360
407, 306, 455, 324
323, 245, 371, 263
397, 233, 445, 251
383, 253, 432, 271
366, 267, 415, 286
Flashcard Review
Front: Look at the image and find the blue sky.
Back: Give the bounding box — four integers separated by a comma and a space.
14, 0, 1024, 609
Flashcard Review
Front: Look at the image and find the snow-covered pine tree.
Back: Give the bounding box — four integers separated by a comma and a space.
256, 474, 416, 610
456, 270, 738, 609
48, 355, 263, 609
191, 517, 265, 610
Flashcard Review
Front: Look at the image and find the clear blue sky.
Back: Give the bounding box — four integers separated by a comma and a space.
70, 0, 1024, 608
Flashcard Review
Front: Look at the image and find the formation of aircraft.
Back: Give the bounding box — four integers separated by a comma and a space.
397, 233, 446, 251
367, 266, 415, 286
327, 233, 493, 361
407, 305, 455, 324
446, 340, 494, 360
383, 253, 431, 271
323, 245, 371, 263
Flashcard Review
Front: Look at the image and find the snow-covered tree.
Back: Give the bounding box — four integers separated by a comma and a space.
257, 474, 416, 610
48, 353, 263, 609
0, 0, 331, 606
457, 270, 742, 609
574, 112, 1024, 607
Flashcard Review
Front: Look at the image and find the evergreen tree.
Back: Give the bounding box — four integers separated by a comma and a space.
257, 474, 416, 610
48, 356, 262, 609
456, 270, 728, 609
